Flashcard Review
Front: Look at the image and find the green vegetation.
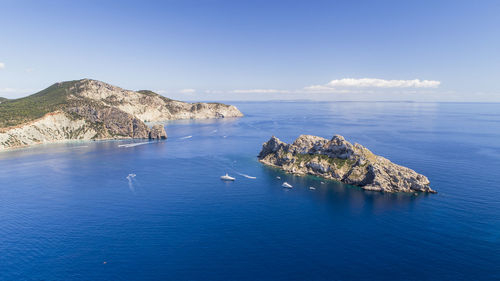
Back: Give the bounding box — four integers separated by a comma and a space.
102, 95, 122, 106
137, 90, 158, 96
295, 153, 356, 168
0, 80, 80, 128
0, 79, 230, 129
137, 90, 173, 102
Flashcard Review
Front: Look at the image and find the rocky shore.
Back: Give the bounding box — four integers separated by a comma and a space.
258, 134, 436, 193
0, 79, 242, 149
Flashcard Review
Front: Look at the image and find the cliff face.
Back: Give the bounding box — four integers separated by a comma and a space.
149, 124, 167, 140
0, 79, 242, 149
70, 79, 243, 121
65, 103, 151, 139
0, 112, 97, 148
258, 134, 435, 193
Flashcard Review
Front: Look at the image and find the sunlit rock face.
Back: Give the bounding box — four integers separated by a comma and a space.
258, 134, 435, 193
149, 124, 167, 140
0, 79, 243, 149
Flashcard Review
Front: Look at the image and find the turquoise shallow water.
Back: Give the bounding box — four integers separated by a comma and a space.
0, 102, 499, 280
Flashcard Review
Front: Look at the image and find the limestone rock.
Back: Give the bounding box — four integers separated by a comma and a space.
65, 103, 150, 139
70, 79, 244, 121
149, 124, 167, 140
0, 79, 242, 149
258, 134, 436, 193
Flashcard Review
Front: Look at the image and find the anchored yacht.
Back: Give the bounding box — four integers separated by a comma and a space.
220, 173, 235, 181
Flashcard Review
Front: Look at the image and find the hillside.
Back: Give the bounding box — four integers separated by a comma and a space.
259, 134, 435, 193
0, 81, 75, 127
0, 79, 243, 149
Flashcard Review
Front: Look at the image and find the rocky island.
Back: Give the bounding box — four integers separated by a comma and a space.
0, 79, 243, 149
258, 134, 436, 193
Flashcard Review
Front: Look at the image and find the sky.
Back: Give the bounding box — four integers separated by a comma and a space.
0, 0, 499, 101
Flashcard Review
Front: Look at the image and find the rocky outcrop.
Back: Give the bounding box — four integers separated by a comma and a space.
0, 110, 153, 149
258, 134, 435, 193
65, 103, 150, 139
0, 112, 97, 148
70, 79, 243, 121
148, 124, 167, 140
0, 79, 243, 149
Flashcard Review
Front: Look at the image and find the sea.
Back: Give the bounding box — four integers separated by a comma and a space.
0, 101, 499, 280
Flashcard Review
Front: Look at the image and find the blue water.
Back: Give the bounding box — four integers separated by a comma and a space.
0, 102, 499, 280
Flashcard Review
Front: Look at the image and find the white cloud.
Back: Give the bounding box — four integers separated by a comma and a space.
230, 89, 290, 94
0, 87, 36, 99
305, 78, 441, 92
180, 88, 196, 94
0, 62, 5, 69
155, 77, 443, 101
203, 89, 290, 94
0, 87, 31, 93
204, 90, 225, 94
155, 90, 168, 95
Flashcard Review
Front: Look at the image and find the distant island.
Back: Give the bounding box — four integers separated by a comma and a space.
0, 79, 243, 149
258, 134, 436, 193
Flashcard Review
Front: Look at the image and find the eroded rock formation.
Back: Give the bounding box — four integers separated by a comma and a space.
258, 134, 435, 193
0, 79, 243, 149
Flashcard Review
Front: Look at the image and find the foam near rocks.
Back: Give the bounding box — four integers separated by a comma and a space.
258, 134, 435, 193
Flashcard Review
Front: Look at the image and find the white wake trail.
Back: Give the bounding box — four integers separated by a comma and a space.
236, 172, 257, 179
118, 141, 152, 148
69, 145, 89, 149
126, 173, 136, 192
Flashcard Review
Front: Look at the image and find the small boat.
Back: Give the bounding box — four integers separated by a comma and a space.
276, 176, 281, 180
220, 173, 235, 181
320, 181, 325, 184
309, 186, 316, 190
282, 182, 293, 188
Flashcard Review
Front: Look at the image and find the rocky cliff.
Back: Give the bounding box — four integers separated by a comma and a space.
0, 79, 242, 149
149, 124, 167, 140
69, 79, 243, 121
258, 134, 435, 193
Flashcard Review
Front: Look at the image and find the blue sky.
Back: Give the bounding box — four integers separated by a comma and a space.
1, 0, 499, 101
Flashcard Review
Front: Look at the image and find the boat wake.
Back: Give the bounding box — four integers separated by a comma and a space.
118, 142, 151, 148
180, 135, 193, 140
69, 145, 89, 149
236, 172, 257, 179
211, 156, 256, 179
126, 173, 136, 191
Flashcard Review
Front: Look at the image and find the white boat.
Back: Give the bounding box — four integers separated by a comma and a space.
309, 186, 316, 190
276, 176, 281, 180
282, 182, 293, 188
220, 173, 235, 181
